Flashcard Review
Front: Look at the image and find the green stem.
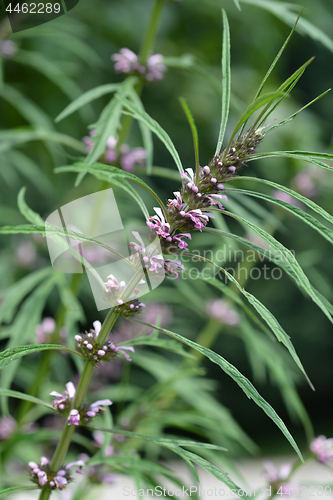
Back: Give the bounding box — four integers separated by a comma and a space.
139, 0, 166, 64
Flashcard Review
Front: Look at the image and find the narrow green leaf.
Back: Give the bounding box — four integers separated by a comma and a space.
180, 449, 252, 500
0, 344, 81, 369
227, 91, 284, 148
17, 187, 45, 226
55, 83, 120, 123
249, 151, 333, 174
0, 388, 54, 410
87, 425, 226, 451
129, 318, 303, 460
13, 50, 83, 103
267, 89, 331, 132
186, 246, 314, 390
136, 165, 181, 182
222, 211, 333, 324
215, 9, 231, 156
55, 163, 166, 216
254, 9, 303, 99
0, 486, 38, 498
232, 0, 241, 11
121, 334, 194, 358
224, 186, 333, 245
116, 95, 183, 176
0, 128, 85, 154
179, 97, 200, 176
231, 177, 333, 228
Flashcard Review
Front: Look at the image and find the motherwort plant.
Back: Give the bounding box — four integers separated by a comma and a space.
1, 1, 333, 498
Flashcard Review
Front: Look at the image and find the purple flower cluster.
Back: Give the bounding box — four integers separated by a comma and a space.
50, 381, 112, 425
146, 129, 264, 258
111, 48, 167, 82
28, 457, 84, 490
83, 132, 146, 172
310, 435, 333, 463
75, 320, 135, 363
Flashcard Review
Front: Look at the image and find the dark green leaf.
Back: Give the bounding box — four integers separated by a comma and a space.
0, 344, 81, 369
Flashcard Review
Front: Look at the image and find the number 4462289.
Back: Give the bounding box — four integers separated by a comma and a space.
6, 3, 61, 13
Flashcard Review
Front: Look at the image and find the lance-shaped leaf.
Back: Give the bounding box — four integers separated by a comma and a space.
215, 9, 231, 156
221, 211, 333, 324
248, 150, 333, 173
224, 186, 333, 245
55, 162, 166, 217
0, 388, 54, 410
127, 318, 303, 460
55, 83, 120, 123
0, 344, 81, 369
0, 486, 38, 498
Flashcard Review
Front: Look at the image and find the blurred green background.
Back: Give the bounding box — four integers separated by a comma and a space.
0, 0, 333, 456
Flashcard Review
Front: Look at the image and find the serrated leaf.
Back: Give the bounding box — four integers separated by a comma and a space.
0, 344, 81, 369
0, 388, 54, 410
128, 319, 303, 460
215, 9, 231, 156
55, 83, 120, 122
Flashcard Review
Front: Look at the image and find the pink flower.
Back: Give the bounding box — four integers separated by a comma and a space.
168, 191, 183, 210
146, 54, 167, 81
67, 409, 80, 426
206, 299, 239, 326
120, 146, 146, 172
310, 435, 333, 463
172, 233, 191, 249
35, 317, 56, 343
147, 207, 171, 239
0, 40, 17, 59
50, 382, 76, 412
86, 400, 112, 418
183, 208, 213, 231
263, 460, 295, 494
164, 260, 185, 280
111, 48, 142, 74
113, 345, 135, 361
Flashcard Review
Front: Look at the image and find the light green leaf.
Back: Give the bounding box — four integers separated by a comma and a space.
0, 486, 38, 498
230, 176, 333, 227
224, 186, 333, 245
0, 388, 54, 410
180, 449, 252, 500
55, 162, 165, 216
55, 83, 120, 122
254, 9, 302, 99
0, 344, 81, 369
121, 333, 194, 358
17, 187, 45, 226
222, 211, 333, 324
0, 128, 85, 154
179, 97, 200, 176
129, 319, 303, 460
86, 425, 227, 451
249, 151, 333, 173
215, 9, 231, 156
116, 95, 183, 176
